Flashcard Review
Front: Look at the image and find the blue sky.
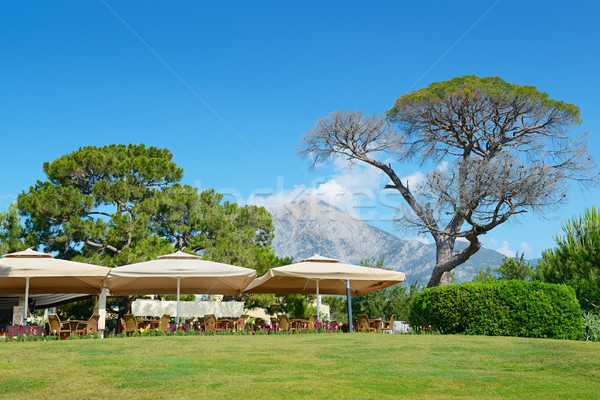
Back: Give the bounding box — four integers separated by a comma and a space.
1, 1, 598, 259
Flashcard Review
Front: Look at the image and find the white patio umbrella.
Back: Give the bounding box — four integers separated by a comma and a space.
106, 251, 257, 323
0, 249, 110, 325
243, 254, 406, 328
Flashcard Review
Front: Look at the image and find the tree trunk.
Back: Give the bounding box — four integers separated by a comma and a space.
427, 239, 453, 287
117, 295, 136, 330
439, 271, 453, 285
427, 236, 481, 287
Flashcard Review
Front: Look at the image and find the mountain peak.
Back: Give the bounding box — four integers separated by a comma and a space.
276, 196, 345, 214
269, 196, 356, 225
269, 198, 507, 284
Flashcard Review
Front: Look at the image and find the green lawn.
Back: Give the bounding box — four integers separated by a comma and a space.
1, 334, 599, 399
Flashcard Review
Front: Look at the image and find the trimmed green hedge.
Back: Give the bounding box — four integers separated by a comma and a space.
409, 280, 582, 339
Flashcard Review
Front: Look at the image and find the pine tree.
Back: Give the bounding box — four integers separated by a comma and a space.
540, 207, 600, 311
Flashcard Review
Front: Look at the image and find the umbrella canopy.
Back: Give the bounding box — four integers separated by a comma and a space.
106, 251, 256, 296
106, 251, 257, 323
0, 248, 110, 325
0, 248, 110, 295
243, 254, 406, 326
243, 254, 406, 296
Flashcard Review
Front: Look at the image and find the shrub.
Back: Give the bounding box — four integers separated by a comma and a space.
409, 280, 582, 339
582, 311, 600, 341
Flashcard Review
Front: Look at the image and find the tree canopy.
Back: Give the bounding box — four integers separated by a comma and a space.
472, 253, 537, 282
539, 206, 600, 311
0, 204, 29, 255
300, 75, 597, 287
16, 144, 277, 271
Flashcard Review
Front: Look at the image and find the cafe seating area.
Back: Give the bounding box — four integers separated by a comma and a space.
0, 249, 407, 341
356, 314, 397, 333
47, 313, 100, 339
1, 311, 406, 341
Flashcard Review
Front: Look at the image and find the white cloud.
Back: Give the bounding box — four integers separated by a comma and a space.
246, 158, 386, 220
245, 160, 451, 224
246, 184, 310, 209
484, 238, 528, 257
496, 241, 516, 257
400, 161, 450, 189
400, 171, 426, 188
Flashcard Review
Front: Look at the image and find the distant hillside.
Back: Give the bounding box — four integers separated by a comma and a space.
269, 197, 506, 285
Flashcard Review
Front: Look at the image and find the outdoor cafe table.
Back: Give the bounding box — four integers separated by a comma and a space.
64, 319, 87, 332
137, 319, 160, 329
292, 318, 310, 330
252, 318, 266, 330
217, 317, 236, 329
370, 318, 384, 332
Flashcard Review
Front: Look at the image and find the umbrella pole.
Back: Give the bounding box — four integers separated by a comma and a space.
316, 279, 321, 323
176, 277, 181, 325
23, 277, 30, 326
346, 279, 353, 333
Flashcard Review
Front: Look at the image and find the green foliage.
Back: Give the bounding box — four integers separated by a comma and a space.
16, 144, 275, 271
410, 280, 582, 339
472, 265, 496, 282
582, 311, 600, 342
270, 294, 317, 319
496, 253, 536, 280
352, 258, 419, 321
0, 203, 28, 255
12, 144, 279, 320
246, 291, 316, 320
321, 296, 348, 323
388, 75, 581, 123
360, 257, 386, 269
148, 186, 275, 271
539, 206, 600, 311
17, 144, 183, 264
57, 299, 95, 320
472, 253, 538, 283
350, 282, 420, 322
162, 294, 196, 302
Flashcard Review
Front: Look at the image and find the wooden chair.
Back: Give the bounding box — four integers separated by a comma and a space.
356, 314, 377, 332
380, 314, 396, 334
48, 314, 70, 339
203, 314, 222, 332
277, 314, 293, 332
150, 314, 170, 333
121, 314, 137, 336
76, 314, 100, 335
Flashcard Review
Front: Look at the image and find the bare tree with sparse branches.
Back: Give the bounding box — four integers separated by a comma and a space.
299, 75, 597, 287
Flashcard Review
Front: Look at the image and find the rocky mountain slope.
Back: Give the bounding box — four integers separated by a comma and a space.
269, 197, 506, 285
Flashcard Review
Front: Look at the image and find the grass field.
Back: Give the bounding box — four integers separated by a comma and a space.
2, 334, 600, 399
